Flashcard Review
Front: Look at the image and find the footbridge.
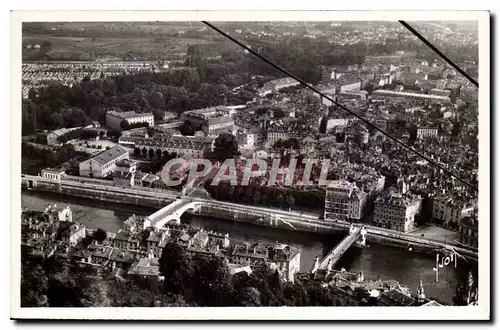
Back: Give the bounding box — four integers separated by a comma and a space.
316, 225, 368, 271
144, 198, 202, 228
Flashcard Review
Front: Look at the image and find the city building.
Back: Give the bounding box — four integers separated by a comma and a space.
325, 117, 349, 133
112, 159, 138, 187
324, 180, 368, 222
183, 106, 235, 136
207, 231, 230, 249
123, 133, 214, 158
260, 77, 300, 96
231, 242, 269, 266
267, 243, 301, 283
237, 130, 264, 148
373, 191, 422, 233
162, 111, 178, 123
41, 167, 66, 181
43, 204, 73, 223
57, 222, 87, 246
336, 79, 361, 93
432, 195, 475, 229
79, 145, 130, 178
429, 88, 452, 97
458, 214, 478, 248
112, 229, 140, 251
46, 127, 82, 146
146, 228, 170, 258
127, 258, 163, 281
105, 110, 154, 130
372, 89, 451, 104
267, 129, 290, 144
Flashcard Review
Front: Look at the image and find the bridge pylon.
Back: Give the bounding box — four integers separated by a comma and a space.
357, 226, 367, 247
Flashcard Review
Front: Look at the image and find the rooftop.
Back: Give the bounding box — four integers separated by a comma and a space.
107, 110, 154, 119
90, 145, 129, 166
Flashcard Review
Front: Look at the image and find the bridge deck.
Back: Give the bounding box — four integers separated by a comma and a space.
147, 198, 193, 227
319, 227, 361, 269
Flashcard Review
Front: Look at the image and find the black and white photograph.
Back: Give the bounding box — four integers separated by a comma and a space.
9, 10, 490, 320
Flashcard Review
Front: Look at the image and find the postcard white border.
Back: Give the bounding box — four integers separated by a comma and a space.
10, 10, 490, 320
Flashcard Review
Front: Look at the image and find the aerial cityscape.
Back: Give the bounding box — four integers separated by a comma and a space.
18, 20, 480, 310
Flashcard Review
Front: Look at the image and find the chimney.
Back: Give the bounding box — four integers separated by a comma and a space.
326, 258, 333, 276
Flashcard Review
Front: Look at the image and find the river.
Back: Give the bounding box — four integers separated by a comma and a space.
21, 190, 475, 305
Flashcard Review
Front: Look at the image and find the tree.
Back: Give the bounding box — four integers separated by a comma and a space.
214, 133, 240, 163
141, 147, 148, 158
286, 195, 295, 211
134, 147, 141, 156
237, 287, 261, 307
180, 122, 195, 136
158, 242, 194, 295
146, 127, 155, 137
92, 228, 107, 243
106, 129, 121, 139
148, 149, 155, 159
275, 193, 285, 208
120, 120, 130, 131
191, 255, 234, 306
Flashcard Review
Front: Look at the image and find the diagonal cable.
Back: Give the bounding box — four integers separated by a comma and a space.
399, 20, 478, 87
202, 21, 477, 191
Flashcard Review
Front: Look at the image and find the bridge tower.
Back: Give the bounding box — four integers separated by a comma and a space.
325, 258, 333, 277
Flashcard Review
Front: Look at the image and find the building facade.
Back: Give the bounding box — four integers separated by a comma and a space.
417, 127, 439, 139
79, 145, 130, 178
324, 180, 367, 222
41, 168, 66, 181
373, 192, 422, 233
112, 159, 137, 187
106, 110, 154, 130
432, 196, 475, 229
458, 214, 478, 248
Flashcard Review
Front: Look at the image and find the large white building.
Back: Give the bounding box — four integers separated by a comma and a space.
121, 133, 214, 158
372, 89, 451, 104
336, 79, 361, 93
267, 130, 290, 144
183, 106, 234, 136
417, 127, 439, 140
324, 180, 367, 222
79, 145, 130, 178
106, 110, 154, 130
326, 117, 349, 133
46, 127, 82, 146
260, 77, 300, 96
373, 192, 422, 233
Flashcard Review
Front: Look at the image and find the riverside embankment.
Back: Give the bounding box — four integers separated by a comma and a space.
22, 189, 474, 305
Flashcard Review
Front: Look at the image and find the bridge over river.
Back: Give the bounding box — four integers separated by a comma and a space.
313, 225, 368, 272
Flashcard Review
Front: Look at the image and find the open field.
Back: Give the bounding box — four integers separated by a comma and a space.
22, 34, 214, 61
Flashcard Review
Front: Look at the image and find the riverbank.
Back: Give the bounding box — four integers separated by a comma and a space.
20, 175, 477, 261
20, 190, 474, 305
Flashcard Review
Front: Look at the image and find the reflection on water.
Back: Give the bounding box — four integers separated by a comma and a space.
21, 190, 474, 305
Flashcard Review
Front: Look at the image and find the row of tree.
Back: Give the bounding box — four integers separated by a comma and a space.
57, 128, 104, 143
20, 240, 351, 307
204, 182, 325, 210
